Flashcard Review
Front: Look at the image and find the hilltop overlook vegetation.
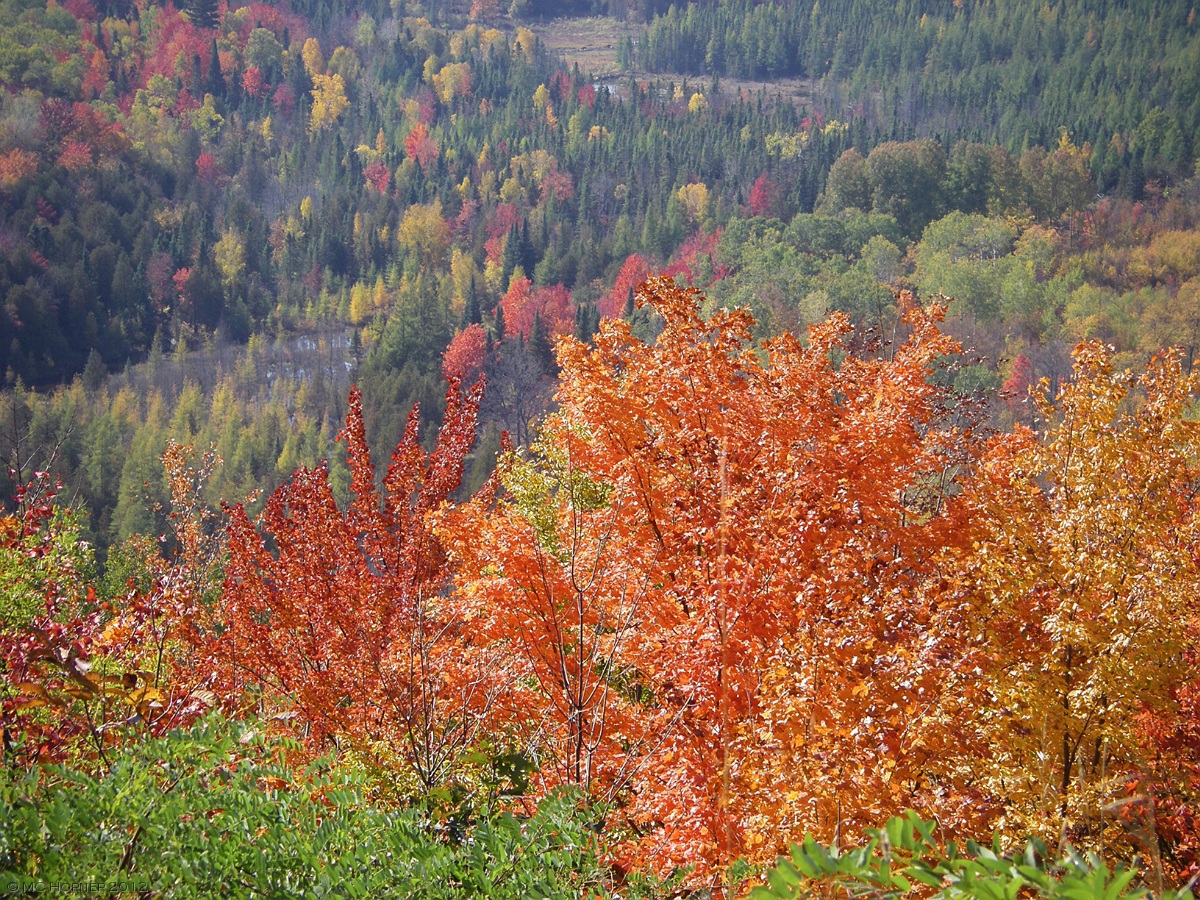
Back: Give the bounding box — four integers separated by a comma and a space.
2, 0, 1200, 895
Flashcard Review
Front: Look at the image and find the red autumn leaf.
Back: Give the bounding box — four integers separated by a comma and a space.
363, 158, 391, 194
442, 323, 487, 383
601, 254, 651, 319
195, 151, 221, 183
204, 383, 498, 787
404, 121, 439, 171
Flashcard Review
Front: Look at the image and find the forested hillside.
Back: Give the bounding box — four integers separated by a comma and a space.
2, 0, 867, 561
637, 0, 1198, 193
4, 0, 1200, 559
3, 0, 1200, 894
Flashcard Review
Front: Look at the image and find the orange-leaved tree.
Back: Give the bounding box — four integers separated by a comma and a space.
1136, 639, 1200, 885
203, 382, 506, 795
961, 342, 1200, 873
436, 424, 675, 805
442, 277, 982, 882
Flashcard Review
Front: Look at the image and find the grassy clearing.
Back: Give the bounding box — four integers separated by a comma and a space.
536, 15, 628, 77
535, 15, 817, 108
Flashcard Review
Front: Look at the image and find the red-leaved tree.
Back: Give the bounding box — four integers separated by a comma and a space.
442, 323, 487, 383
203, 383, 506, 792
404, 121, 439, 172
443, 278, 979, 882
747, 173, 782, 219
601, 254, 651, 319
364, 158, 391, 194
501, 277, 573, 340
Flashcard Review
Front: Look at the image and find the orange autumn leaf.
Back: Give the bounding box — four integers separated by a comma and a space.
442, 277, 981, 882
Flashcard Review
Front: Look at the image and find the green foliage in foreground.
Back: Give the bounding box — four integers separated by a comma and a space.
3, 719, 1193, 899
750, 810, 1197, 900
0, 717, 642, 899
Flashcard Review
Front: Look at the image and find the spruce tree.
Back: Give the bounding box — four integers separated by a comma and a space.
207, 38, 224, 95
463, 274, 482, 326
574, 301, 600, 343
529, 311, 554, 373
184, 0, 220, 30
501, 223, 521, 286
519, 220, 537, 275
493, 302, 506, 341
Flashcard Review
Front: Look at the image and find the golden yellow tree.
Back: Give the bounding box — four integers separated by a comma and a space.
398, 200, 450, 269
676, 182, 709, 223
432, 61, 472, 103
212, 229, 245, 292
301, 37, 325, 76
309, 73, 348, 133
963, 342, 1200, 854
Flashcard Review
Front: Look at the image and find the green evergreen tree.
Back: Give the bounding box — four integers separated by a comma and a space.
207, 38, 224, 94
528, 311, 554, 373
493, 301, 506, 342
574, 301, 600, 343
183, 0, 219, 29
463, 274, 482, 327
501, 223, 521, 288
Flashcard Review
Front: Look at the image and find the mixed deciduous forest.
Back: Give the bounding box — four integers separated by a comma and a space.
2, 0, 1200, 895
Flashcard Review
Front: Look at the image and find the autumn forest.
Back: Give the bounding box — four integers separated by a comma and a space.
2, 0, 1200, 896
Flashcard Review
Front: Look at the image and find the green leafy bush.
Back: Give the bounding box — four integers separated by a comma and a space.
749, 810, 1197, 900
0, 716, 645, 899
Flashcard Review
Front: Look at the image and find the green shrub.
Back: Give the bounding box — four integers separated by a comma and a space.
749, 810, 1196, 900
0, 716, 647, 899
